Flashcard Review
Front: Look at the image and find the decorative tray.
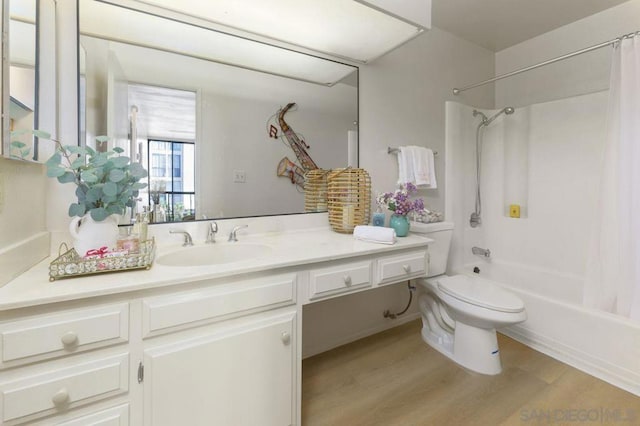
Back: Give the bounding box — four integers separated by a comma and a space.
49, 238, 155, 281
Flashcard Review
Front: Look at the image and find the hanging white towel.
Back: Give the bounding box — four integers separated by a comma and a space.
397, 146, 437, 188
418, 146, 437, 189
397, 146, 414, 185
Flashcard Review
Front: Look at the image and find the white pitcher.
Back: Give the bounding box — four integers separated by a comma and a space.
69, 214, 119, 257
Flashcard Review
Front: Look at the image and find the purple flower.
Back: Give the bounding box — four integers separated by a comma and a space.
376, 182, 428, 217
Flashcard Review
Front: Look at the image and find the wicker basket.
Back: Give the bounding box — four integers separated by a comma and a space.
304, 169, 329, 212
327, 168, 371, 233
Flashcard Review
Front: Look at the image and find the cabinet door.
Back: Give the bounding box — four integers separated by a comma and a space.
143, 310, 296, 426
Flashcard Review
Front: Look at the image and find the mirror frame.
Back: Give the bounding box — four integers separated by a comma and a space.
2, 0, 41, 162
77, 1, 360, 224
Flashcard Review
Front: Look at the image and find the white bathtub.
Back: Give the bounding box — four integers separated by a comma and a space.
457, 261, 640, 396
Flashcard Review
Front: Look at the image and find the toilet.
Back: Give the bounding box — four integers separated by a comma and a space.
412, 221, 526, 375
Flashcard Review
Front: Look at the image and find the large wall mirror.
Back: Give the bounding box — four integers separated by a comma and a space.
79, 0, 359, 224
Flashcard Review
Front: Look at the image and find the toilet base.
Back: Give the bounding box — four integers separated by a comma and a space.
420, 321, 502, 375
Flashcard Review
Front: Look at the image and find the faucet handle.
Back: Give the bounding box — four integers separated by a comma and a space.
206, 222, 218, 244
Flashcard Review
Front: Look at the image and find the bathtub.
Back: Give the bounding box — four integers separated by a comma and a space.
456, 261, 640, 396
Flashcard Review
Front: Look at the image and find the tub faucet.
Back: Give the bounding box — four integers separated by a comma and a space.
472, 246, 491, 258
206, 222, 218, 244
228, 225, 248, 242
170, 230, 193, 247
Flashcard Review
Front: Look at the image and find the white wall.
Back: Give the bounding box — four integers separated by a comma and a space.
495, 0, 640, 107
360, 27, 494, 215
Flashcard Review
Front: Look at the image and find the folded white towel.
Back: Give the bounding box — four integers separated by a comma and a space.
353, 225, 397, 245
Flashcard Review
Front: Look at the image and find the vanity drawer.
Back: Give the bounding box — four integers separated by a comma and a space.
0, 353, 129, 425
376, 250, 428, 286
308, 261, 372, 300
0, 303, 129, 368
142, 273, 296, 337
55, 403, 129, 426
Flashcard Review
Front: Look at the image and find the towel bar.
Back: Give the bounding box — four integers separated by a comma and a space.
388, 147, 438, 156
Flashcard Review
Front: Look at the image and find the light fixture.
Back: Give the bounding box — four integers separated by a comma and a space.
103, 0, 426, 64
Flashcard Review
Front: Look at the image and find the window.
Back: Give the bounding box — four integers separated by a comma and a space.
148, 140, 195, 222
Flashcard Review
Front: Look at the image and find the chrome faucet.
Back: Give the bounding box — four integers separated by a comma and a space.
170, 230, 194, 247
228, 225, 248, 242
206, 222, 218, 244
472, 246, 491, 258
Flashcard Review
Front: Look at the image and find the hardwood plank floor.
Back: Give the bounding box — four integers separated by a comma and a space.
302, 320, 640, 425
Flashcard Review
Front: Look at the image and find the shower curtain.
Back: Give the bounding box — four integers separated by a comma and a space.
584, 35, 640, 321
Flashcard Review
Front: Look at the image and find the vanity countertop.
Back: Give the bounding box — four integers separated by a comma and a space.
0, 227, 432, 311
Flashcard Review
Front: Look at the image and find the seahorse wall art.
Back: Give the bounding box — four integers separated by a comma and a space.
268, 103, 319, 189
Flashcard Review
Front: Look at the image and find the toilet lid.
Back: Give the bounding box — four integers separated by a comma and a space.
436, 275, 525, 313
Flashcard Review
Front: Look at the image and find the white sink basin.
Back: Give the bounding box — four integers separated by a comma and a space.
156, 243, 273, 267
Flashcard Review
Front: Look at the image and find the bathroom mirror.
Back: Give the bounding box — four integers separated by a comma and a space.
79, 0, 358, 223
2, 0, 40, 162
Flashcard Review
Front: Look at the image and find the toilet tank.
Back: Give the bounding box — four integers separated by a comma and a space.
410, 221, 454, 277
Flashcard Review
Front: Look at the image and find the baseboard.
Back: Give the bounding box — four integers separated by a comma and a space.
0, 232, 50, 287
302, 312, 421, 359
502, 324, 640, 397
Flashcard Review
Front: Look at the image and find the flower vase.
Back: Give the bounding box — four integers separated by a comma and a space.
389, 214, 410, 237
68, 214, 119, 257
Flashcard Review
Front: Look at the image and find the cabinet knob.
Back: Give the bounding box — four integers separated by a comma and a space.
343, 275, 352, 286
52, 388, 70, 406
60, 331, 78, 346
402, 264, 411, 273
281, 332, 291, 345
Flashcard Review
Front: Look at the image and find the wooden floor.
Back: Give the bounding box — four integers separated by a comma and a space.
302, 320, 640, 425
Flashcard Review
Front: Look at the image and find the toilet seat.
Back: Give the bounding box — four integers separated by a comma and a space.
435, 275, 525, 313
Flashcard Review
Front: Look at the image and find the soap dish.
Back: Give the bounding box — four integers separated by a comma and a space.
49, 238, 155, 281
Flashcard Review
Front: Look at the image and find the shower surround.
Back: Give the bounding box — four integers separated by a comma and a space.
445, 91, 640, 396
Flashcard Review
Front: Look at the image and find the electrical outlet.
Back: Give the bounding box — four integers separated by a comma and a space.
233, 170, 246, 183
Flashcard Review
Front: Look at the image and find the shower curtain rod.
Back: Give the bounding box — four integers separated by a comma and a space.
452, 30, 639, 95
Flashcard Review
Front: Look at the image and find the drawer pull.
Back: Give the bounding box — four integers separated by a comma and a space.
281, 332, 291, 345
402, 264, 411, 273
52, 388, 70, 406
61, 331, 79, 346
343, 275, 352, 286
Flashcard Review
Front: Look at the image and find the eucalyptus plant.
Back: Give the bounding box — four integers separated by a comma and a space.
44, 133, 148, 221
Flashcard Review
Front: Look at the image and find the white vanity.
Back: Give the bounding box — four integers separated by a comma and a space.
0, 227, 431, 425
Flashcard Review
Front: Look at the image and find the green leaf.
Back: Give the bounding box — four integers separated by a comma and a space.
95, 135, 110, 143
90, 153, 108, 167
106, 204, 124, 215
85, 145, 96, 156
10, 141, 26, 149
111, 156, 130, 168
131, 182, 147, 190
57, 172, 77, 184
108, 169, 126, 182
90, 208, 109, 222
75, 186, 87, 202
103, 181, 118, 197
32, 129, 51, 139
70, 157, 85, 169
68, 203, 86, 217
86, 187, 103, 203
47, 166, 66, 178
81, 170, 98, 183
128, 162, 147, 178
45, 152, 61, 167
112, 146, 124, 154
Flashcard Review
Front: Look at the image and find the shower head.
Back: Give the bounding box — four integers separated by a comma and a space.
483, 106, 515, 126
